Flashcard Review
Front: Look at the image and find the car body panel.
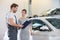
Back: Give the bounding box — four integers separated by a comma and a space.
28, 17, 60, 40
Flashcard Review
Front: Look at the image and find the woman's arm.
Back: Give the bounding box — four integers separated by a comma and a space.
28, 24, 33, 35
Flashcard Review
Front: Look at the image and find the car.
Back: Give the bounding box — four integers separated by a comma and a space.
28, 17, 60, 40
40, 8, 60, 17
47, 8, 60, 16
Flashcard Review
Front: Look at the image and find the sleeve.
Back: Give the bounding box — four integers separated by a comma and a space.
18, 19, 22, 24
7, 13, 14, 19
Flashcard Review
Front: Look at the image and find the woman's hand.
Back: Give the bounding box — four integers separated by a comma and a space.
30, 32, 34, 35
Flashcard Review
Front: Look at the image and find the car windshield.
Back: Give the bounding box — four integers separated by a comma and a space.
32, 19, 45, 28
31, 19, 52, 31
46, 18, 60, 29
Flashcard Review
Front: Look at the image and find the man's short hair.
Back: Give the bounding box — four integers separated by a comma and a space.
10, 3, 18, 9
22, 9, 27, 13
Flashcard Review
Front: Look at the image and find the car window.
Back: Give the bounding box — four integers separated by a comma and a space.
31, 19, 51, 31
46, 18, 60, 29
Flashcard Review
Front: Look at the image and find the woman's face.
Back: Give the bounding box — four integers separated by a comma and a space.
22, 11, 26, 17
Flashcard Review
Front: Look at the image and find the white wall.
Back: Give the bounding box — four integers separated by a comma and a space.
32, 0, 60, 16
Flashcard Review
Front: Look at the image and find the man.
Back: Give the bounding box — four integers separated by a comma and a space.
6, 3, 23, 40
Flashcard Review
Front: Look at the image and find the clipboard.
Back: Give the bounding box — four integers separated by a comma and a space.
22, 20, 31, 29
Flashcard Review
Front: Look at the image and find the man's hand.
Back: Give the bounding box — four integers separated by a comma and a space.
17, 24, 23, 29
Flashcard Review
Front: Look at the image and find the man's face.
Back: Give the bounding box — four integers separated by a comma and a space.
11, 6, 18, 13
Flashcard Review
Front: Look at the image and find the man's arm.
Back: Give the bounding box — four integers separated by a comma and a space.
8, 18, 23, 28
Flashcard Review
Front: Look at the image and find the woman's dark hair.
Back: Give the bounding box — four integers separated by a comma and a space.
22, 9, 27, 13
10, 3, 18, 9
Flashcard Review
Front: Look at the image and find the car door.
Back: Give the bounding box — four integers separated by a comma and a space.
31, 19, 52, 40
46, 18, 60, 40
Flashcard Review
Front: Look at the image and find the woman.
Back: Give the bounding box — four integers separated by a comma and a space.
18, 9, 32, 40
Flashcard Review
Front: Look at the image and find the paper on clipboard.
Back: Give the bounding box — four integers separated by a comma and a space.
22, 20, 31, 29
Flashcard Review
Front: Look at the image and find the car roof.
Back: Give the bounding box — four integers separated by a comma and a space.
29, 16, 60, 20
